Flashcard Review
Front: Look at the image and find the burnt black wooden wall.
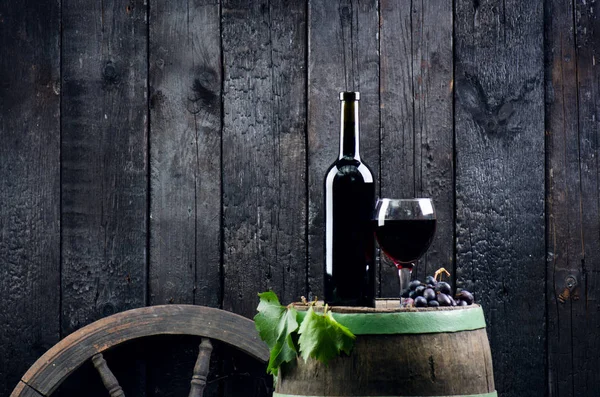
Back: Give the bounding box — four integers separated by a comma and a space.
0, 0, 598, 396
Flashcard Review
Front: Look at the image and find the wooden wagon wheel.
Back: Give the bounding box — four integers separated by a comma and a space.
10, 305, 269, 397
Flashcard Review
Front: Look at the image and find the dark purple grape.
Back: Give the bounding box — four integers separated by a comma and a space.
428, 299, 440, 307
415, 296, 428, 307
449, 296, 457, 306
409, 290, 417, 299
409, 280, 422, 291
438, 281, 451, 295
457, 299, 468, 307
415, 285, 426, 296
423, 288, 436, 301
401, 288, 410, 298
425, 276, 437, 286
437, 293, 451, 306
457, 290, 474, 305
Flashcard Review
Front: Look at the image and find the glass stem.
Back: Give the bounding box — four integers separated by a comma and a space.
398, 267, 404, 301
397, 265, 413, 304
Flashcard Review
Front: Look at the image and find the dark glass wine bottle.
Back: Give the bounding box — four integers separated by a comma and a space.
324, 91, 375, 307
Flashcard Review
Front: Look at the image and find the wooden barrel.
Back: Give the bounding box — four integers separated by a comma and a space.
275, 300, 496, 397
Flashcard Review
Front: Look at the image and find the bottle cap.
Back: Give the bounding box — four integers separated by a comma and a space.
339, 91, 360, 101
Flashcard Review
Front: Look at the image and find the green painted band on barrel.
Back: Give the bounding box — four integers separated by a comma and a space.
295, 306, 486, 335
273, 392, 497, 397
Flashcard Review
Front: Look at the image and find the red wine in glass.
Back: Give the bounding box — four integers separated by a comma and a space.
374, 219, 437, 269
373, 198, 436, 301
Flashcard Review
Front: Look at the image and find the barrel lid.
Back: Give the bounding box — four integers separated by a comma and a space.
293, 301, 486, 335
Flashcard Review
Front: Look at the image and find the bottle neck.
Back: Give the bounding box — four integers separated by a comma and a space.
339, 99, 361, 160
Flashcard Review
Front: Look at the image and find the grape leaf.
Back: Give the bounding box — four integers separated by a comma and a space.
266, 308, 299, 375
254, 291, 299, 375
297, 306, 355, 364
254, 291, 285, 348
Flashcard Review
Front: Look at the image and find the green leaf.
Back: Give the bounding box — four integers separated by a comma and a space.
254, 291, 284, 349
254, 291, 299, 375
267, 307, 299, 375
297, 306, 356, 365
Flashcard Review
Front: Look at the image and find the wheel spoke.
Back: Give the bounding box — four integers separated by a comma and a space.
91, 354, 125, 397
188, 338, 213, 397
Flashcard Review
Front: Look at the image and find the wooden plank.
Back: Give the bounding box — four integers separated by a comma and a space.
221, 2, 306, 395
307, 0, 379, 299
379, 0, 454, 296
60, 0, 148, 395
411, 0, 454, 285
61, 0, 148, 332
547, 0, 600, 395
454, 1, 545, 397
266, 0, 308, 307
149, 0, 222, 308
222, 0, 307, 316
0, 0, 61, 394
148, 2, 222, 396
545, 1, 581, 395
379, 0, 415, 297
571, 1, 600, 394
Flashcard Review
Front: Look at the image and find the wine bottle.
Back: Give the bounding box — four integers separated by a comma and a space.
324, 91, 375, 307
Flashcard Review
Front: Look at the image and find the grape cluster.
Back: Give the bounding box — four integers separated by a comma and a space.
400, 276, 475, 308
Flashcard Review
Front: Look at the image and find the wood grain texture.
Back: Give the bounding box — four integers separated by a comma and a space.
307, 0, 379, 299
454, 1, 546, 397
547, 0, 600, 395
148, 2, 222, 396
4, 2, 600, 396
221, 4, 306, 394
222, 0, 307, 316
411, 0, 454, 284
546, 1, 581, 395
60, 2, 148, 395
278, 328, 494, 395
12, 305, 268, 396
61, 0, 148, 333
10, 382, 44, 397
379, 0, 415, 297
380, 0, 415, 201
267, 0, 308, 307
149, 0, 221, 307
571, 1, 600, 394
379, 0, 454, 296
0, 0, 61, 394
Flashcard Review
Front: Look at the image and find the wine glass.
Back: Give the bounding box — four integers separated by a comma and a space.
373, 198, 437, 302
